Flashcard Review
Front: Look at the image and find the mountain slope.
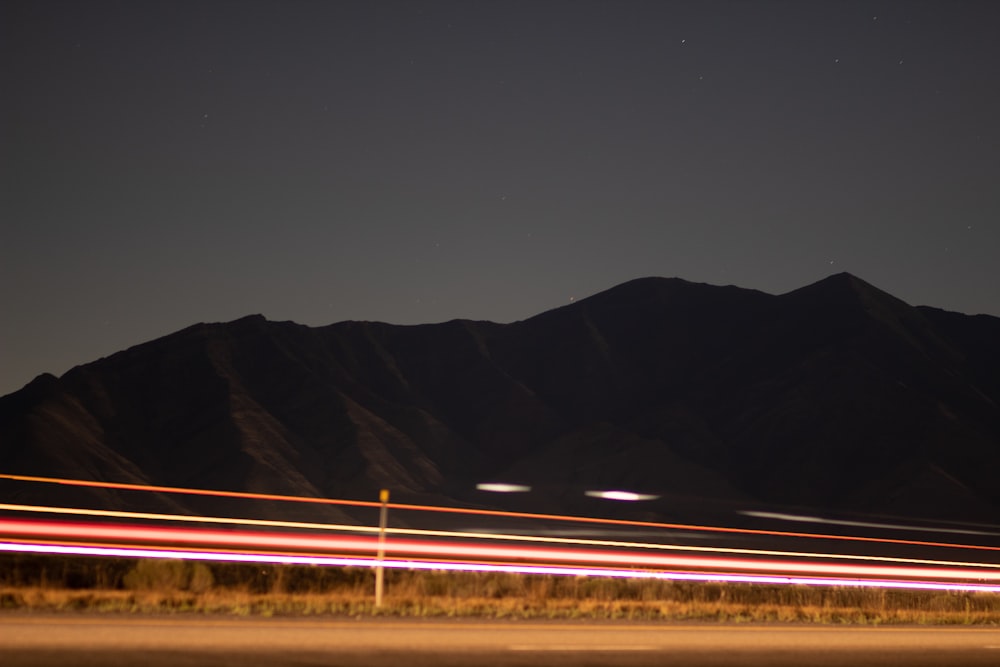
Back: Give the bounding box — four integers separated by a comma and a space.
1, 273, 998, 521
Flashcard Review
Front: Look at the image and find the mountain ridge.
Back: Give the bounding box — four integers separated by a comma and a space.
2, 274, 998, 522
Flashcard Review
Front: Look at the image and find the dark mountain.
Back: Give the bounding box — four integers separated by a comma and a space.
2, 273, 998, 523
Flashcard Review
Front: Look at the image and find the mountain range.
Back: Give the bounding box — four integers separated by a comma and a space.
2, 273, 998, 524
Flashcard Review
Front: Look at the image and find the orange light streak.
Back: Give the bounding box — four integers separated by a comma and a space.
3, 473, 998, 556
0, 473, 382, 509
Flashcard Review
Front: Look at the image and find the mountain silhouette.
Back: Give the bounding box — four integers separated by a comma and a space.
2, 273, 998, 523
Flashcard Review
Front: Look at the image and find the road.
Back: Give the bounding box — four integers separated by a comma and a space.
2, 615, 1000, 666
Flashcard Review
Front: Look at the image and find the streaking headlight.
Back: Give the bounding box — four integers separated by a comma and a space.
476, 483, 531, 493
585, 490, 659, 501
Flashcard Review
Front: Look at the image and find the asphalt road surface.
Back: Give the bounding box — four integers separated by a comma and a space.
2, 615, 1000, 666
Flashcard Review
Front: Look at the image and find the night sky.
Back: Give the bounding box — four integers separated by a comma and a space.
3, 0, 999, 397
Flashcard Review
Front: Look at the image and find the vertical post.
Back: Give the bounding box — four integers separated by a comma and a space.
374, 488, 389, 608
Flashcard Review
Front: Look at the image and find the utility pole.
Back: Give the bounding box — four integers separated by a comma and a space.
374, 488, 389, 608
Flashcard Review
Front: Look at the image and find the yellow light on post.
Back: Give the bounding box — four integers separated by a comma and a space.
375, 489, 389, 608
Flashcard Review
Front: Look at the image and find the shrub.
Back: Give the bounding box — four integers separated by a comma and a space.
123, 559, 214, 592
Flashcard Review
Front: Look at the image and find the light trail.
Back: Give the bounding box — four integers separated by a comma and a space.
4, 475, 1000, 592
3, 541, 1000, 594
2, 517, 999, 584
4, 472, 1000, 555
0, 502, 379, 535
741, 511, 1000, 537
0, 533, 969, 590
2, 502, 999, 572
0, 473, 382, 510
4, 533, 996, 594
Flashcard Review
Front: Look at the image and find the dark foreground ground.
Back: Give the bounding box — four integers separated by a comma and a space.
2, 614, 1000, 667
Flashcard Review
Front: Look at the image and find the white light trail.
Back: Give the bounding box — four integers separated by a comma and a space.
2, 502, 1000, 572
3, 541, 1000, 594
585, 490, 660, 501
0, 502, 380, 534
5, 517, 1000, 584
5, 473, 1000, 556
742, 511, 1000, 537
4, 475, 1000, 594
476, 483, 532, 493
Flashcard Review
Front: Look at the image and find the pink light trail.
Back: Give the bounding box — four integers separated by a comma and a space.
3, 474, 1000, 594
3, 473, 999, 555
2, 516, 999, 587
2, 541, 1000, 594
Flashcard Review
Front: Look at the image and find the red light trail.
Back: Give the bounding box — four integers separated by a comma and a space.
3, 501, 995, 571
1, 514, 999, 588
2, 474, 999, 593
4, 473, 1000, 554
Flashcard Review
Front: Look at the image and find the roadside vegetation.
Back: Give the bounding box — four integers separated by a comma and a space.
1, 553, 998, 624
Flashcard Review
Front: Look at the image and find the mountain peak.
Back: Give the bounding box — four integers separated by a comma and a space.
784, 272, 907, 311
791, 271, 875, 293
568, 276, 766, 311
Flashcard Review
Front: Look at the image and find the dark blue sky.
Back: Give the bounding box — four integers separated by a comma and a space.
3, 0, 999, 396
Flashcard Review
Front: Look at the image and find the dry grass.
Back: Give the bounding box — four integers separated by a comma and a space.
1, 554, 999, 624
